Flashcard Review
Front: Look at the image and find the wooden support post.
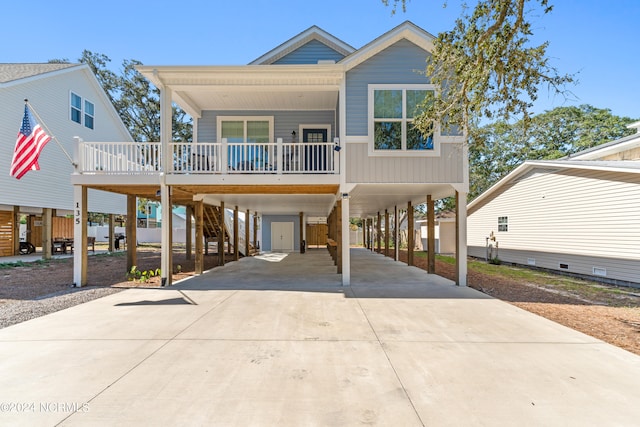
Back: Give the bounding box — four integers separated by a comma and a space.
108, 214, 115, 252
427, 195, 436, 274
12, 206, 20, 256
42, 208, 52, 260
126, 195, 137, 272
336, 200, 342, 274
186, 205, 193, 260
376, 212, 381, 253
407, 201, 414, 266
245, 209, 250, 256
299, 212, 304, 253
218, 201, 225, 266
253, 213, 258, 253
384, 209, 390, 257
195, 201, 204, 274
394, 205, 399, 261
233, 206, 239, 261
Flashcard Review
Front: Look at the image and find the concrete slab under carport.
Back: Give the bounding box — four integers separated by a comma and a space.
0, 248, 638, 426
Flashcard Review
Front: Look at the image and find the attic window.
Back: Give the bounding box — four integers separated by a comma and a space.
70, 92, 95, 130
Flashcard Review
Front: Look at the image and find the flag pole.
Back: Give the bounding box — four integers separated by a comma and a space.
24, 99, 77, 167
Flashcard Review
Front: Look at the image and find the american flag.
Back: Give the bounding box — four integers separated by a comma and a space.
10, 105, 51, 180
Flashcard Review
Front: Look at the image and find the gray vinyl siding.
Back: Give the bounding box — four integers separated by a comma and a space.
0, 67, 129, 214
345, 39, 432, 136
198, 110, 336, 142
273, 40, 346, 64
346, 142, 464, 184
467, 167, 640, 284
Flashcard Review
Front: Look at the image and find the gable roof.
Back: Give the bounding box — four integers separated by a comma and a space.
250, 25, 355, 65
569, 123, 640, 160
0, 63, 78, 84
340, 21, 435, 70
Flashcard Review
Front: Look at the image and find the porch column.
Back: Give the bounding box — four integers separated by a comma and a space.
160, 185, 172, 286
384, 209, 390, 257
455, 191, 468, 286
407, 201, 414, 266
160, 83, 172, 287
12, 206, 20, 255
341, 195, 350, 286
427, 195, 435, 274
73, 185, 88, 287
126, 195, 137, 271
42, 208, 52, 260
218, 201, 225, 267
245, 209, 250, 256
233, 206, 239, 261
394, 205, 399, 261
195, 200, 204, 274
186, 205, 193, 261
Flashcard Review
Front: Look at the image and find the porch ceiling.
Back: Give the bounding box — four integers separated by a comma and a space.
179, 89, 339, 113
137, 65, 344, 117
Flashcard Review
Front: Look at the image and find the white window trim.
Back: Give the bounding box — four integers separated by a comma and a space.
84, 99, 95, 129
70, 91, 95, 129
70, 92, 82, 124
216, 116, 274, 142
367, 84, 440, 157
498, 216, 508, 232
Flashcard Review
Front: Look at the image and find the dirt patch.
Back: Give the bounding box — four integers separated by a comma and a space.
396, 250, 640, 356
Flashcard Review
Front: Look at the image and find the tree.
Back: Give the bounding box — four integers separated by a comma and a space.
383, 0, 574, 138
469, 105, 637, 199
52, 51, 192, 142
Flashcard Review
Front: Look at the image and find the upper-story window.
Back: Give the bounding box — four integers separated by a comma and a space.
70, 92, 95, 129
369, 84, 435, 153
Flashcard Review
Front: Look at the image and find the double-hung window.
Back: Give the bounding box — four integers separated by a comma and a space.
70, 92, 95, 129
369, 84, 435, 154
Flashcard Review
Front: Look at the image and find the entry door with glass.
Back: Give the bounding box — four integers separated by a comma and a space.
301, 126, 330, 172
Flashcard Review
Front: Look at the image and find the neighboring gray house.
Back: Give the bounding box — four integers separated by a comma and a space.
0, 64, 131, 256
70, 22, 469, 286
467, 122, 640, 285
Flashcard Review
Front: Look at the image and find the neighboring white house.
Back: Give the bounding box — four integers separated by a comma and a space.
70, 21, 469, 286
0, 63, 132, 256
467, 121, 640, 285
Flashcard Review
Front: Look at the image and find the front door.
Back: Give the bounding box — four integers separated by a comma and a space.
271, 222, 294, 252
301, 126, 329, 172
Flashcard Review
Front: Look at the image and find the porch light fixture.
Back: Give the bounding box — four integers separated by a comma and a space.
333, 137, 341, 152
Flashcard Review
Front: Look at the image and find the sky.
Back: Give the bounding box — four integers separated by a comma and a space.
2, 0, 638, 119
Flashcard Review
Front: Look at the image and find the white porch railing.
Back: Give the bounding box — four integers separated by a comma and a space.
77, 138, 338, 175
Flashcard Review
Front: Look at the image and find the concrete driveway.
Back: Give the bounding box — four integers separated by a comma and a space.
0, 248, 639, 426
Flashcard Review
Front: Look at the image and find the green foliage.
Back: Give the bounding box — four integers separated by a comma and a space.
469, 105, 637, 199
384, 0, 574, 138
126, 265, 162, 283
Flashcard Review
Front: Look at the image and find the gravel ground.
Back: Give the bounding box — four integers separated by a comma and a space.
0, 287, 123, 329
0, 247, 219, 329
